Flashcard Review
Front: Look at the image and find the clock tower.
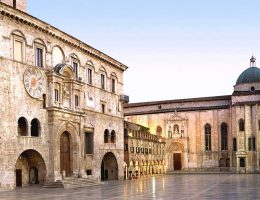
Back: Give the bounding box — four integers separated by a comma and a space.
0, 0, 26, 12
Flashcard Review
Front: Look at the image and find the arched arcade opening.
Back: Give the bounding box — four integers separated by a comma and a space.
101, 152, 118, 181
15, 149, 46, 187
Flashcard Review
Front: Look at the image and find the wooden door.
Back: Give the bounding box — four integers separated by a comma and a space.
173, 153, 182, 170
16, 169, 22, 187
60, 132, 71, 176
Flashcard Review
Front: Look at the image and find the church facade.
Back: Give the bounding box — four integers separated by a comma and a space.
0, 0, 128, 190
125, 57, 260, 174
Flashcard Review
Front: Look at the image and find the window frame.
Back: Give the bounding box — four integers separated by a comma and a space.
101, 73, 106, 89
13, 36, 24, 62
205, 124, 212, 151
87, 68, 93, 85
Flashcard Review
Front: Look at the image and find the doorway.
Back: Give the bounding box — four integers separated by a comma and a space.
60, 131, 71, 177
173, 153, 182, 170
16, 169, 22, 187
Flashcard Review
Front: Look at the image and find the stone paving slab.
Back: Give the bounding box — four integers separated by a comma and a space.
0, 174, 259, 200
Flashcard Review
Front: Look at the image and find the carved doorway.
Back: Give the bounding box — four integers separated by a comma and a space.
173, 153, 182, 170
60, 131, 71, 177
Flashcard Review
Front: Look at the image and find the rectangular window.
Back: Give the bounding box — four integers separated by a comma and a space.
73, 62, 78, 78
42, 94, 46, 109
86, 170, 92, 175
130, 147, 134, 153
13, 0, 16, 8
54, 89, 59, 102
101, 103, 105, 113
85, 132, 94, 154
87, 68, 93, 85
75, 95, 79, 107
101, 74, 105, 89
111, 79, 115, 93
253, 137, 256, 151
35, 47, 43, 67
14, 40, 23, 62
248, 137, 252, 151
124, 144, 128, 152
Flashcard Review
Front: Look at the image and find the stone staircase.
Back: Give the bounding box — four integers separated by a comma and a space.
61, 177, 101, 189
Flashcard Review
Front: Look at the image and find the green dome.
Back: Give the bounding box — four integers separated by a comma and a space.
236, 67, 260, 84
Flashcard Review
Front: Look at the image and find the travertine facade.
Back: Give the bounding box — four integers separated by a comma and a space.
125, 58, 260, 174
0, 1, 128, 191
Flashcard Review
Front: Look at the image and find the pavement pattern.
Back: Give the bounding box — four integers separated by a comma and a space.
0, 174, 259, 200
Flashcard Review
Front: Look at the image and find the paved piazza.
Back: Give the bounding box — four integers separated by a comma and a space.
0, 174, 259, 200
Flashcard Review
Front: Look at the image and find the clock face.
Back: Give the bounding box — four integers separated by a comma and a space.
23, 67, 44, 99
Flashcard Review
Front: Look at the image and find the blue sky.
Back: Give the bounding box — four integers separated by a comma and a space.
28, 0, 260, 102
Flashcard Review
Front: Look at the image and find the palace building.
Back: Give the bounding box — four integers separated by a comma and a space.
125, 57, 260, 174
0, 0, 129, 190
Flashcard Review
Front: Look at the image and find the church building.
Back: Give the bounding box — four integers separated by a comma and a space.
125, 57, 260, 174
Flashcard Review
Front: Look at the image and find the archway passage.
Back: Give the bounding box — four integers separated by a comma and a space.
101, 152, 118, 181
173, 153, 182, 170
60, 131, 71, 177
15, 150, 46, 187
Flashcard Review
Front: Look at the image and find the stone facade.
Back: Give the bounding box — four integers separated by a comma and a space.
125, 62, 260, 174
124, 121, 165, 179
0, 1, 128, 191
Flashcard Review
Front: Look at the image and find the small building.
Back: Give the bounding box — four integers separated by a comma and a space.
124, 121, 165, 179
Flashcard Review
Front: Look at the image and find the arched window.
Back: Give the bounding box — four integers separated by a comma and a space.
31, 118, 40, 137
173, 124, 179, 134
156, 126, 162, 136
111, 130, 116, 143
104, 129, 109, 143
233, 138, 237, 151
18, 117, 28, 136
221, 123, 228, 150
239, 119, 245, 131
205, 124, 211, 151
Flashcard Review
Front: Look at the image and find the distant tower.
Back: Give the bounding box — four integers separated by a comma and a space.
250, 56, 256, 67
0, 0, 27, 12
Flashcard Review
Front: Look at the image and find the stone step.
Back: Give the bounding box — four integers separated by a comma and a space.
61, 177, 101, 189
42, 181, 64, 188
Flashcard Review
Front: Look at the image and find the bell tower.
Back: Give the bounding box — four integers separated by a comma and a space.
0, 0, 27, 12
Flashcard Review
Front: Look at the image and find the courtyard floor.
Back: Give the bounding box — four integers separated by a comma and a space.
0, 174, 259, 200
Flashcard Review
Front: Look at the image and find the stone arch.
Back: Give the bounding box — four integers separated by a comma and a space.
56, 122, 79, 177
15, 149, 46, 187
52, 45, 65, 66
33, 38, 46, 47
101, 152, 118, 181
167, 142, 184, 171
10, 29, 26, 41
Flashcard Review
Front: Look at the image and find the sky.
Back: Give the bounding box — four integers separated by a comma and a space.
28, 0, 260, 103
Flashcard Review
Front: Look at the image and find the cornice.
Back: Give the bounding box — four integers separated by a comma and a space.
0, 3, 128, 71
